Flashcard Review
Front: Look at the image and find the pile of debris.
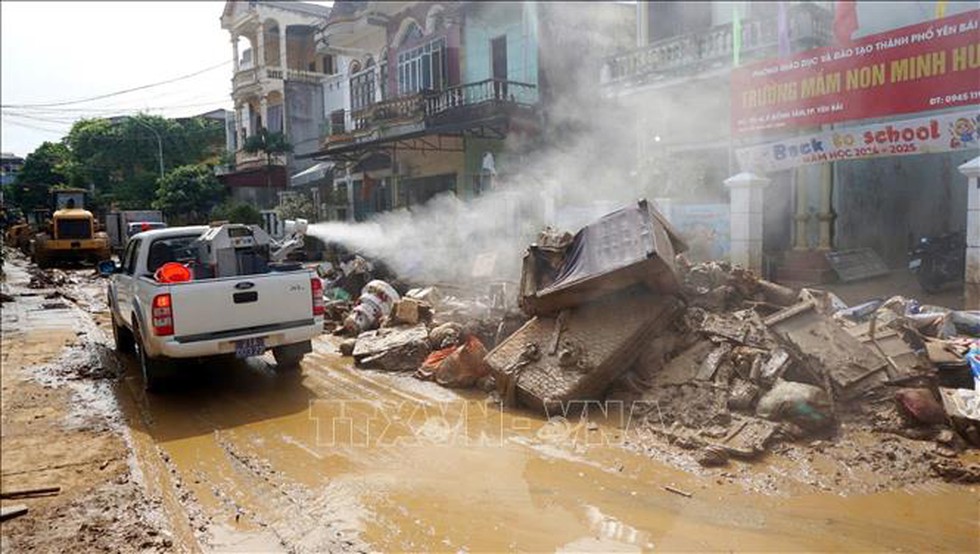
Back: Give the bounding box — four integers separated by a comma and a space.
611, 261, 980, 474
27, 266, 71, 289
326, 198, 979, 480
326, 278, 525, 389
483, 199, 979, 477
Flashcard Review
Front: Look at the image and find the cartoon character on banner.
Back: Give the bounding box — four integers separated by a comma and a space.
949, 116, 979, 149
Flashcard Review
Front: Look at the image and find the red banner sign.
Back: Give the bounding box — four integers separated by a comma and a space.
731, 9, 980, 135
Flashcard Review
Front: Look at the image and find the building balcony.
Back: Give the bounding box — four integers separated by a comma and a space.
234, 149, 287, 170
233, 66, 326, 97
233, 67, 261, 91
319, 79, 538, 154
601, 3, 831, 89
286, 68, 326, 84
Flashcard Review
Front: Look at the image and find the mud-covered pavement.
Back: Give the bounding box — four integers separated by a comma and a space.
2, 248, 978, 552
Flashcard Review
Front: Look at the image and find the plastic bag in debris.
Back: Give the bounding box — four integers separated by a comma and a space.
905, 313, 957, 338
415, 335, 491, 388
894, 388, 947, 425
756, 379, 833, 430
906, 304, 980, 337
836, 299, 884, 321
966, 341, 980, 392
429, 322, 463, 350
951, 311, 980, 336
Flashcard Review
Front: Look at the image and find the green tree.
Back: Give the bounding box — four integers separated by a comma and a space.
64, 114, 224, 210
7, 141, 73, 210
211, 201, 262, 225
243, 129, 293, 190
152, 164, 226, 224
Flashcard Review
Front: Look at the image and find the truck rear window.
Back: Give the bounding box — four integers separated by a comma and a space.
146, 235, 201, 274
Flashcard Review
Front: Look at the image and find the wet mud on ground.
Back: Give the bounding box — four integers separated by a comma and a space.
1, 248, 978, 552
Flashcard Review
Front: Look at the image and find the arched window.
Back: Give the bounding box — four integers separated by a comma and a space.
400, 21, 423, 46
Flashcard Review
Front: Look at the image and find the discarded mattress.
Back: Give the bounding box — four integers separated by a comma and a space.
520, 199, 687, 316
486, 289, 682, 414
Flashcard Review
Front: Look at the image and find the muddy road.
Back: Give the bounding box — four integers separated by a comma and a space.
2, 249, 978, 552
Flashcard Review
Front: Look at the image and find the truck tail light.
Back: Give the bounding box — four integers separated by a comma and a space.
311, 277, 324, 316
151, 293, 174, 336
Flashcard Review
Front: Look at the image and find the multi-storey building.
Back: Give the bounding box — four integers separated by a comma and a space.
1, 152, 25, 189
219, 0, 335, 209
300, 1, 633, 222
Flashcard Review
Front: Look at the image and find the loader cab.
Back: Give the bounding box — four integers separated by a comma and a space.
49, 189, 95, 240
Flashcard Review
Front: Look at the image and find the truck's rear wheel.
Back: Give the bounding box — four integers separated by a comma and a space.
110, 303, 135, 354
134, 325, 170, 392
273, 341, 310, 372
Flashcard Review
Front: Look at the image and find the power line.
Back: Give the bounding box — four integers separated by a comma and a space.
1, 60, 232, 108
6, 98, 232, 114
2, 111, 87, 125
3, 108, 231, 127
1, 118, 68, 135
2, 107, 228, 125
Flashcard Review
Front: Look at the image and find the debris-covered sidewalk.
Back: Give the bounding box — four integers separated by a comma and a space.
320, 199, 980, 492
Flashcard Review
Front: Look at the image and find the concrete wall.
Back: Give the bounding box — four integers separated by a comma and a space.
396, 144, 464, 181
462, 2, 538, 86
393, 143, 465, 207
284, 80, 324, 175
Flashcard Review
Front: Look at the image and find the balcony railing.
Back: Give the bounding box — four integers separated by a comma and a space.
352, 95, 426, 131
426, 79, 537, 116
287, 68, 325, 84
602, 3, 831, 85
234, 66, 326, 91
350, 79, 536, 129
321, 79, 538, 150
233, 68, 259, 90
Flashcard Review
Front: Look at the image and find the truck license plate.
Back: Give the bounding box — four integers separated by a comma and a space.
908, 259, 922, 270
235, 337, 265, 359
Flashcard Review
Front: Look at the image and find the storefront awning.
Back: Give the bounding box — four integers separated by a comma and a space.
290, 161, 335, 187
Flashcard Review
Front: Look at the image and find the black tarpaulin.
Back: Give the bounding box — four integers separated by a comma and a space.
523, 199, 687, 316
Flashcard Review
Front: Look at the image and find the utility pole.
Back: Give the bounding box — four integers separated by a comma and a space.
131, 116, 164, 179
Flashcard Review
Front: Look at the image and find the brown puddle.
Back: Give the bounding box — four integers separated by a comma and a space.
122, 342, 980, 553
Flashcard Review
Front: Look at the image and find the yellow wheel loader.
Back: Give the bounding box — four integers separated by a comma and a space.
30, 189, 110, 267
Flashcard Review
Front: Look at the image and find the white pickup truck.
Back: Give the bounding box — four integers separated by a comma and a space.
102, 225, 324, 391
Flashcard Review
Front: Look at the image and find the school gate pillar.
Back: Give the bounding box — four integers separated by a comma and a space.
725, 172, 771, 274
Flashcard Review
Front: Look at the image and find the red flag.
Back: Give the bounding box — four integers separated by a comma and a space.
834, 1, 859, 45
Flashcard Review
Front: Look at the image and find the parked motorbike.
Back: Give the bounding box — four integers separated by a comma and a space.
908, 231, 965, 293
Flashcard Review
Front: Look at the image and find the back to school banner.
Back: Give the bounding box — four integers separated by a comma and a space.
731, 10, 980, 135
736, 108, 980, 173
